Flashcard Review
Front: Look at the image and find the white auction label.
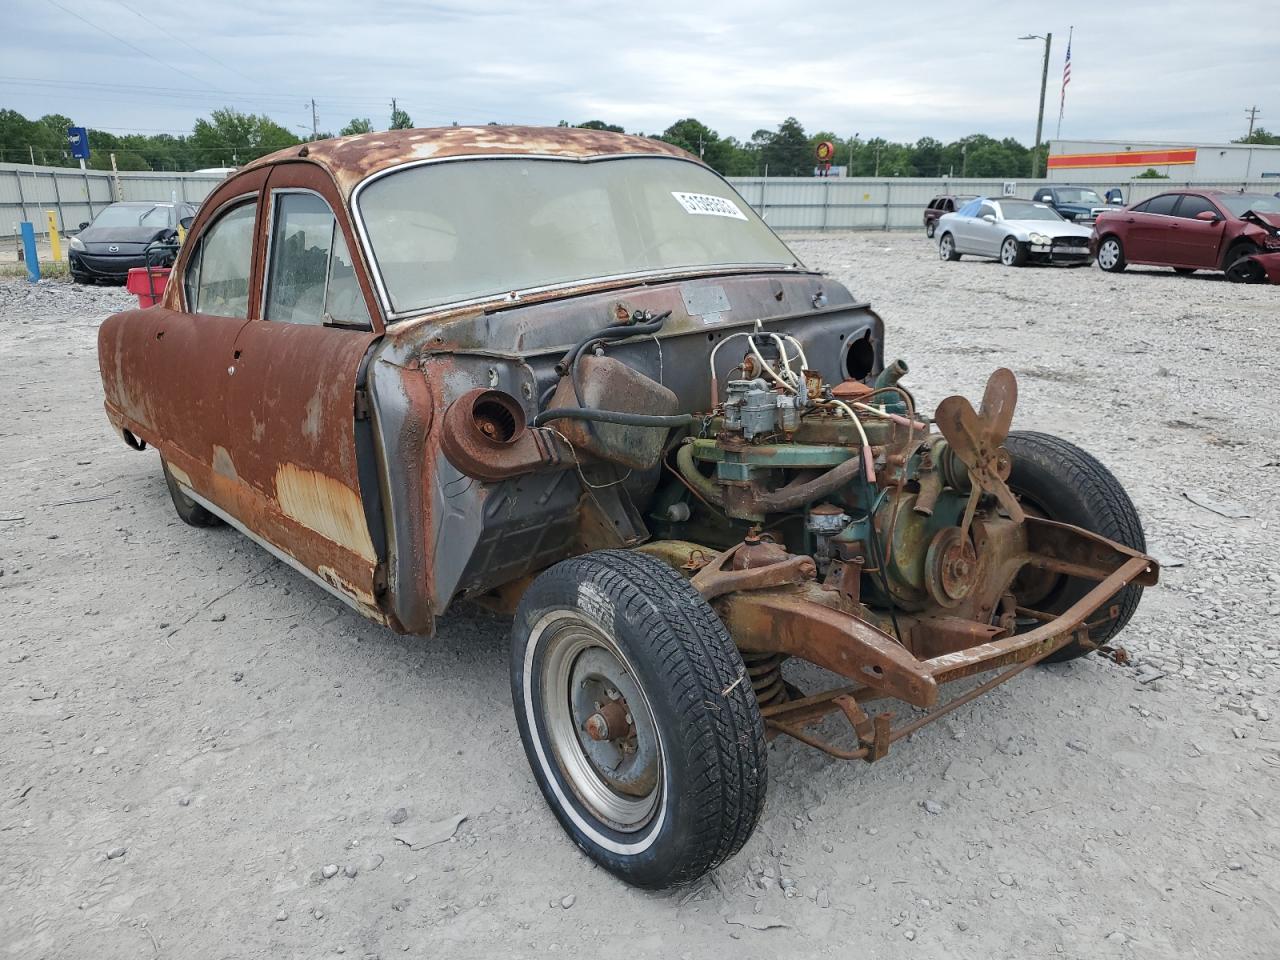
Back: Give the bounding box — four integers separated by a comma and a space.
671, 192, 748, 221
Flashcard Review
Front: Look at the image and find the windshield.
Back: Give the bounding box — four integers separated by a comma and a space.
1217, 193, 1280, 217
1053, 188, 1103, 205
92, 204, 173, 229
998, 200, 1065, 222
357, 156, 798, 314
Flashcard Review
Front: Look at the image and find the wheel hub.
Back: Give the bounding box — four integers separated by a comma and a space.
925, 527, 979, 608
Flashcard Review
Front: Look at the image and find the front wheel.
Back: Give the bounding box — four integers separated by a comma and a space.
1000, 236, 1028, 267
939, 232, 961, 261
511, 550, 767, 888
161, 458, 222, 527
1096, 235, 1126, 272
1004, 432, 1146, 662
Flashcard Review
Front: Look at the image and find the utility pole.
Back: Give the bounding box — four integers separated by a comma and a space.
1246, 105, 1260, 139
1020, 32, 1053, 177
310, 99, 318, 139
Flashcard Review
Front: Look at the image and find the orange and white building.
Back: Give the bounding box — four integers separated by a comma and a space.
1046, 139, 1280, 182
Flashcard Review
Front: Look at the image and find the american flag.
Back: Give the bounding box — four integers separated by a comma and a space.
1058, 31, 1072, 124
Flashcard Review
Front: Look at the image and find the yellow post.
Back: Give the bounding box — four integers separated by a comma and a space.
46, 210, 62, 261
177, 223, 187, 246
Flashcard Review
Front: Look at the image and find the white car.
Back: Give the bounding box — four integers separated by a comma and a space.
936, 197, 1094, 267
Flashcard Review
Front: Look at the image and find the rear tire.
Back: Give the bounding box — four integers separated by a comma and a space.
511, 550, 767, 888
939, 233, 961, 261
926, 220, 937, 238
161, 459, 222, 527
1003, 432, 1146, 662
1096, 235, 1126, 272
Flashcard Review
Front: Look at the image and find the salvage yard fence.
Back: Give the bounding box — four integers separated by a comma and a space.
3, 161, 1277, 241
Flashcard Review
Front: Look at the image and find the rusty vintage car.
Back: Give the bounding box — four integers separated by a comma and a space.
97, 127, 1157, 888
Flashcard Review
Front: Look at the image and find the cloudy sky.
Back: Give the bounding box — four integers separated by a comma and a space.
3, 0, 1269, 146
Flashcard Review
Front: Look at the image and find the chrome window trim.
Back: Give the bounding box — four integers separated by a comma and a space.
183, 191, 258, 315
349, 153, 798, 323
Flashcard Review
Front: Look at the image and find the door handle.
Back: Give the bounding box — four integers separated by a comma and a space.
1125, 217, 1135, 223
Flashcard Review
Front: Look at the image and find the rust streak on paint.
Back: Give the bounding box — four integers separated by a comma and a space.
275, 463, 377, 563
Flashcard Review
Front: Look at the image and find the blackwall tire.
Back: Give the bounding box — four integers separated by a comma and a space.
1004, 432, 1146, 662
161, 459, 222, 528
1096, 236, 1126, 272
926, 220, 936, 238
939, 233, 961, 261
510, 550, 767, 888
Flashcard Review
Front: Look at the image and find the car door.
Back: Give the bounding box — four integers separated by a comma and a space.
140, 169, 267, 515
1169, 194, 1228, 268
1125, 193, 1179, 263
972, 202, 1001, 257
221, 161, 387, 620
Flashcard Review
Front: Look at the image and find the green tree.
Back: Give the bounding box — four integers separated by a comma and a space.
190, 107, 301, 166
751, 117, 810, 176
340, 118, 373, 136
577, 120, 625, 132
1234, 127, 1280, 145
1134, 168, 1170, 179
389, 106, 413, 130
657, 118, 750, 175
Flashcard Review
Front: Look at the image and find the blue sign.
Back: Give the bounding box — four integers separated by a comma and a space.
67, 126, 90, 160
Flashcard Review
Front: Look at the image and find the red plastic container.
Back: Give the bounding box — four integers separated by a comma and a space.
126, 267, 171, 308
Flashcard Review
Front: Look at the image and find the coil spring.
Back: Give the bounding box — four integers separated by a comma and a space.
743, 652, 788, 708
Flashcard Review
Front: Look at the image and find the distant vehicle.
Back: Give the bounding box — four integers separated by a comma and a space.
1031, 185, 1122, 223
69, 201, 198, 284
1091, 190, 1280, 276
191, 167, 238, 176
923, 194, 977, 238
936, 197, 1093, 267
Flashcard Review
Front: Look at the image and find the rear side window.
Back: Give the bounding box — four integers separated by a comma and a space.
184, 201, 257, 318
264, 192, 371, 328
1144, 194, 1179, 216
1175, 195, 1217, 219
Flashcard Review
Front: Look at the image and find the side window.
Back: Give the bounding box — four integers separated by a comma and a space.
957, 198, 983, 217
184, 201, 257, 318
1175, 195, 1217, 219
1130, 199, 1150, 213
1144, 194, 1179, 217
264, 192, 372, 329
978, 203, 997, 219
942, 199, 954, 212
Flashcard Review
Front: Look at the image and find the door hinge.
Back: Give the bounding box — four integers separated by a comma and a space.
354, 388, 371, 422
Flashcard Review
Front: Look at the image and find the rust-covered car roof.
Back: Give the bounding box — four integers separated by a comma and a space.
248, 125, 701, 195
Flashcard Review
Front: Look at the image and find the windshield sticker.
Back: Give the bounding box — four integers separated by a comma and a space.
672, 192, 748, 221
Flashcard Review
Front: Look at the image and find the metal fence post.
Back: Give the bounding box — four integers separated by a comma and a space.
884, 180, 892, 231
50, 170, 65, 232
822, 177, 830, 231
14, 168, 28, 225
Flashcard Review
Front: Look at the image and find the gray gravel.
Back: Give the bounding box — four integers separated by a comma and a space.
2, 240, 1278, 959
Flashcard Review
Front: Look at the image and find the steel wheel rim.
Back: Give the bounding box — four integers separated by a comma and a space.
1099, 240, 1118, 269
939, 236, 952, 259
1002, 239, 1017, 264
537, 612, 662, 832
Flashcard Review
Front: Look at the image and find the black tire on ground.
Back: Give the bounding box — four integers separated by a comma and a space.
1096, 235, 1126, 272
926, 220, 936, 238
939, 232, 961, 261
1223, 242, 1260, 272
1000, 236, 1028, 267
161, 458, 222, 527
1003, 431, 1146, 662
510, 549, 767, 888
1173, 267, 1197, 276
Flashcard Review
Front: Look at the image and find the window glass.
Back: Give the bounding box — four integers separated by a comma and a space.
1216, 193, 1280, 216
1175, 195, 1217, 219
978, 203, 997, 219
358, 156, 796, 314
185, 202, 256, 318
957, 198, 983, 217
265, 192, 372, 328
997, 200, 1064, 222
1130, 199, 1150, 213
1144, 194, 1179, 216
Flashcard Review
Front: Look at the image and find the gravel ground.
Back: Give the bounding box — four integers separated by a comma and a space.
2, 234, 1278, 959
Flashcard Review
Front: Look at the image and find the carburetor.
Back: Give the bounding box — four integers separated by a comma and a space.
722, 378, 805, 440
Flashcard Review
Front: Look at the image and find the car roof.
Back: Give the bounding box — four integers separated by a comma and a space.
246, 125, 700, 195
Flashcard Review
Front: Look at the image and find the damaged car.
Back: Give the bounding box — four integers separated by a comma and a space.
97, 127, 1157, 888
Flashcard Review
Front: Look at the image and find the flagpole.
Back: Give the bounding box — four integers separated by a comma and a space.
1056, 25, 1073, 140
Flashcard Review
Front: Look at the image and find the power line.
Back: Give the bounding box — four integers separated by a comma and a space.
42, 0, 216, 89
107, 0, 262, 88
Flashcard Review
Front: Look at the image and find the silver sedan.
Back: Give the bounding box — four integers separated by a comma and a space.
936, 197, 1094, 266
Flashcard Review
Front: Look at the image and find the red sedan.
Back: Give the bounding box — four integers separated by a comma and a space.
1091, 190, 1280, 276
